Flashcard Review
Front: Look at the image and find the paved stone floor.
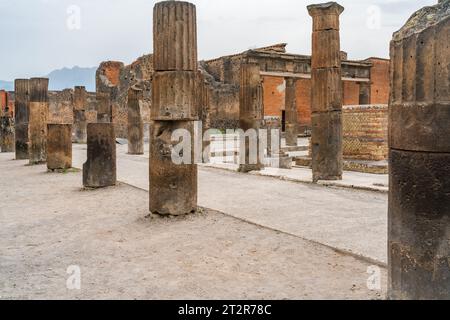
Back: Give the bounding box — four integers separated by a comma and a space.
72, 143, 388, 265
0, 152, 386, 299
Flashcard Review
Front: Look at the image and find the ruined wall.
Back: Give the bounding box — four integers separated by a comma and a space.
368, 58, 390, 104
47, 90, 97, 125
96, 56, 153, 138
343, 81, 361, 106
296, 79, 312, 131
343, 104, 388, 161
263, 76, 285, 117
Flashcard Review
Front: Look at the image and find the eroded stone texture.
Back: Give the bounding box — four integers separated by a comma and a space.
285, 77, 298, 146
239, 61, 264, 173
0, 107, 14, 153
127, 87, 144, 155
96, 91, 112, 123
388, 0, 450, 300
308, 2, 344, 182
14, 79, 30, 159
28, 78, 49, 165
83, 123, 116, 188
150, 0, 198, 216
47, 124, 72, 170
149, 121, 197, 215
73, 86, 87, 143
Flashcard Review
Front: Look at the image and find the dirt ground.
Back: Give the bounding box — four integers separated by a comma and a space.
0, 154, 387, 300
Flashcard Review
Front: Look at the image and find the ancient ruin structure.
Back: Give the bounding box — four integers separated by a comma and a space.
149, 0, 198, 216
308, 2, 344, 182
238, 61, 264, 172
0, 106, 14, 152
73, 86, 87, 143
96, 91, 112, 123
83, 123, 116, 188
127, 87, 144, 155
388, 0, 450, 300
47, 124, 72, 170
28, 78, 49, 164
14, 79, 30, 159
285, 77, 298, 146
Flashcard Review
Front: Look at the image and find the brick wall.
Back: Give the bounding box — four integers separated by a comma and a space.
295, 79, 311, 129
368, 58, 390, 104
343, 81, 360, 106
343, 104, 388, 161
263, 76, 285, 117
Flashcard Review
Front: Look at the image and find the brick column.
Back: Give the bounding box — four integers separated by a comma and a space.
127, 87, 144, 155
0, 106, 14, 153
388, 0, 450, 300
308, 2, 344, 182
239, 61, 264, 173
47, 124, 72, 170
14, 79, 30, 159
73, 86, 87, 143
28, 78, 49, 165
285, 77, 298, 146
149, 1, 198, 216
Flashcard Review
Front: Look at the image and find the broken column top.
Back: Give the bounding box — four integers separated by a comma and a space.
393, 0, 449, 41
29, 78, 49, 102
307, 2, 344, 16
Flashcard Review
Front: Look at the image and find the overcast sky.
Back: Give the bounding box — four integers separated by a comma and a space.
0, 0, 437, 80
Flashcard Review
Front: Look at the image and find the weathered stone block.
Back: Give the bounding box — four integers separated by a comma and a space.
28, 102, 49, 164
83, 123, 116, 188
153, 1, 197, 71
0, 114, 14, 152
311, 30, 341, 69
149, 121, 197, 215
14, 79, 30, 160
96, 91, 112, 123
72, 110, 87, 144
128, 88, 144, 155
311, 68, 342, 112
151, 71, 198, 120
47, 124, 72, 170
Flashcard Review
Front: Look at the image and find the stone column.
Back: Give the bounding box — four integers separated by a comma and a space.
127, 87, 144, 155
0, 107, 15, 152
73, 86, 87, 143
14, 79, 30, 159
388, 0, 450, 300
47, 124, 72, 170
238, 61, 264, 173
149, 0, 198, 216
308, 2, 344, 182
96, 91, 112, 123
359, 82, 371, 105
83, 123, 116, 188
285, 77, 298, 146
28, 78, 49, 165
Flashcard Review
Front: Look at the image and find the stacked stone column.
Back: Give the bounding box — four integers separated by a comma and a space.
239, 61, 264, 173
28, 78, 49, 165
285, 77, 298, 146
388, 0, 450, 300
127, 87, 144, 155
149, 1, 198, 216
0, 106, 14, 153
96, 91, 112, 123
308, 2, 344, 182
73, 86, 87, 143
47, 124, 72, 170
14, 79, 30, 159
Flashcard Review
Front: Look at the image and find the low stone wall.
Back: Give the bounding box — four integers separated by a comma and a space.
343, 104, 388, 161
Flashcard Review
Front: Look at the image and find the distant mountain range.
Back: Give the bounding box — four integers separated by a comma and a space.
0, 66, 97, 92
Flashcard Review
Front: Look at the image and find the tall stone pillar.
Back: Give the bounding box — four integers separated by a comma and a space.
73, 86, 87, 143
47, 124, 72, 170
28, 78, 49, 165
83, 123, 116, 188
285, 77, 298, 146
149, 1, 198, 216
96, 91, 112, 123
388, 0, 450, 300
308, 2, 344, 182
238, 61, 264, 173
14, 79, 30, 159
359, 82, 371, 105
0, 107, 15, 153
127, 87, 144, 155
